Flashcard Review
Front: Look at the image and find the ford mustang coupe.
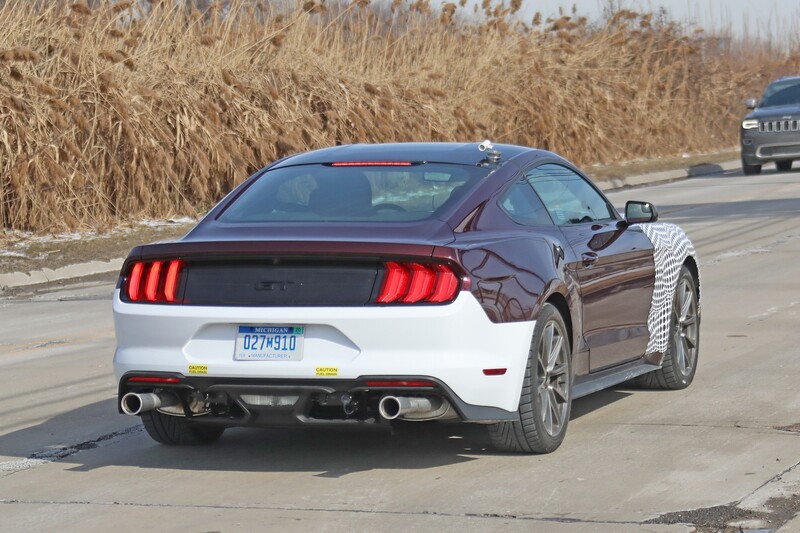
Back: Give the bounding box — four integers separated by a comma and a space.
113, 141, 700, 454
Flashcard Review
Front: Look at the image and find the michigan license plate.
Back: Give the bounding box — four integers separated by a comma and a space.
234, 326, 304, 361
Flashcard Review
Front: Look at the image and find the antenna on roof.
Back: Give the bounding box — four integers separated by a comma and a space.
478, 139, 501, 164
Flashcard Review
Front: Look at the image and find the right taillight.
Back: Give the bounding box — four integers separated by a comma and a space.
124, 260, 184, 303
376, 262, 460, 304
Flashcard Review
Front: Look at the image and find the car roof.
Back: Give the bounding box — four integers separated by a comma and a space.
773, 76, 800, 84
270, 142, 535, 169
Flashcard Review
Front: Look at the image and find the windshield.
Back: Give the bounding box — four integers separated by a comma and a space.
219, 163, 489, 223
760, 80, 800, 108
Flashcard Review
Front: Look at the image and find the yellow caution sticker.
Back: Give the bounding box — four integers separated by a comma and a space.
188, 364, 208, 375
315, 366, 338, 377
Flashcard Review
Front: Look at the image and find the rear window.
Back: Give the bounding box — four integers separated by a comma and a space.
220, 163, 489, 222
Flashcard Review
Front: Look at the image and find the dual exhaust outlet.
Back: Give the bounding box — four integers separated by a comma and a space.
122, 391, 453, 421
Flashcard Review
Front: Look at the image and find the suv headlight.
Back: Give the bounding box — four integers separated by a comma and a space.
741, 119, 759, 130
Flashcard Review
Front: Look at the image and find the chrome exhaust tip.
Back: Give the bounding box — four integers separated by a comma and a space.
378, 395, 447, 420
120, 392, 177, 415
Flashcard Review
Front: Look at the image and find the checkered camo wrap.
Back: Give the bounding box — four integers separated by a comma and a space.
638, 223, 699, 355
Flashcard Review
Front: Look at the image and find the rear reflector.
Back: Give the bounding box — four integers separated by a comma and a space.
124, 260, 184, 304
377, 262, 460, 304
330, 161, 412, 167
482, 368, 507, 376
127, 376, 181, 383
365, 380, 436, 387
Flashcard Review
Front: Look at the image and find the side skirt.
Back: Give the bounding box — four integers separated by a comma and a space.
572, 358, 661, 399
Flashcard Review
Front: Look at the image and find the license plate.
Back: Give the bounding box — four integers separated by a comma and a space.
234, 326, 304, 361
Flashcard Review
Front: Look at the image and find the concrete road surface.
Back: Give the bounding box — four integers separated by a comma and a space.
1, 166, 799, 532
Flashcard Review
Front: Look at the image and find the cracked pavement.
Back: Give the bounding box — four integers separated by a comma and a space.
1, 166, 799, 532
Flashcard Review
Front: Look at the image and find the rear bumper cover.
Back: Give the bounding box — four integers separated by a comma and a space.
113, 290, 535, 416
118, 372, 520, 425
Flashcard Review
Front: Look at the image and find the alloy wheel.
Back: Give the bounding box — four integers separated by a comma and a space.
536, 320, 570, 437
673, 277, 699, 376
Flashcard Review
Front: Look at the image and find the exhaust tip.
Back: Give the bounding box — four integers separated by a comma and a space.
378, 396, 402, 420
121, 392, 174, 415
121, 392, 145, 415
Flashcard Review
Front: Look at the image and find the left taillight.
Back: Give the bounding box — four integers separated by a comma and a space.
124, 260, 184, 304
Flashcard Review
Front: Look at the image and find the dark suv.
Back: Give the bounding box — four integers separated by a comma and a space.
740, 76, 800, 175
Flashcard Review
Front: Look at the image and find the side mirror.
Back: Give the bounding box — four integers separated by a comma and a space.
745, 98, 757, 110
625, 201, 658, 224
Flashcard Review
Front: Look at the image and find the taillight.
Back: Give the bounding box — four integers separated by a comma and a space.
376, 262, 460, 304
123, 260, 184, 304
127, 262, 144, 301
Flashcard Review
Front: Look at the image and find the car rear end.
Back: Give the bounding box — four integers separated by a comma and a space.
113, 155, 533, 438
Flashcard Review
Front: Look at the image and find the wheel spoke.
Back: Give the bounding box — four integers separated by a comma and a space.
679, 285, 692, 321
549, 389, 562, 429
550, 362, 568, 377
543, 324, 554, 364
541, 390, 553, 433
684, 333, 697, 350
680, 337, 692, 371
548, 335, 563, 370
552, 380, 568, 403
674, 333, 686, 372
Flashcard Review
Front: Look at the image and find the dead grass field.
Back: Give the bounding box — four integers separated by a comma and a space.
0, 0, 798, 233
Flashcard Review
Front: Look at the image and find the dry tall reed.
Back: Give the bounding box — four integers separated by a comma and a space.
0, 0, 798, 233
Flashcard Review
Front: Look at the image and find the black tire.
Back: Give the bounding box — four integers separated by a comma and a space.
141, 410, 225, 445
635, 265, 700, 390
742, 160, 762, 175
489, 303, 572, 454
776, 160, 792, 172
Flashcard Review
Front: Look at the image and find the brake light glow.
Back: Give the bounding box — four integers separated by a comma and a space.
401, 263, 436, 303
376, 262, 460, 304
127, 262, 144, 301
144, 261, 162, 301
377, 262, 411, 303
365, 380, 436, 387
124, 260, 184, 304
331, 161, 412, 167
127, 376, 181, 383
163, 260, 184, 302
428, 265, 459, 303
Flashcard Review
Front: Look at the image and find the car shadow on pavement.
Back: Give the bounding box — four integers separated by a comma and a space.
570, 389, 631, 420
1, 390, 634, 478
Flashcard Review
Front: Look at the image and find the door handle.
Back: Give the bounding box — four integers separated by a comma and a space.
581, 252, 599, 266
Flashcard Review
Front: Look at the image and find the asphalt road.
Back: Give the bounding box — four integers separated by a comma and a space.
1, 166, 799, 532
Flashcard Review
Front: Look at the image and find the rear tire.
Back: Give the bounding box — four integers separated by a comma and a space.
635, 265, 700, 390
742, 160, 762, 175
489, 303, 572, 454
776, 160, 792, 172
141, 410, 225, 445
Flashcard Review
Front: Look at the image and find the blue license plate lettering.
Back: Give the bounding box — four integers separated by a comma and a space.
234, 325, 305, 361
